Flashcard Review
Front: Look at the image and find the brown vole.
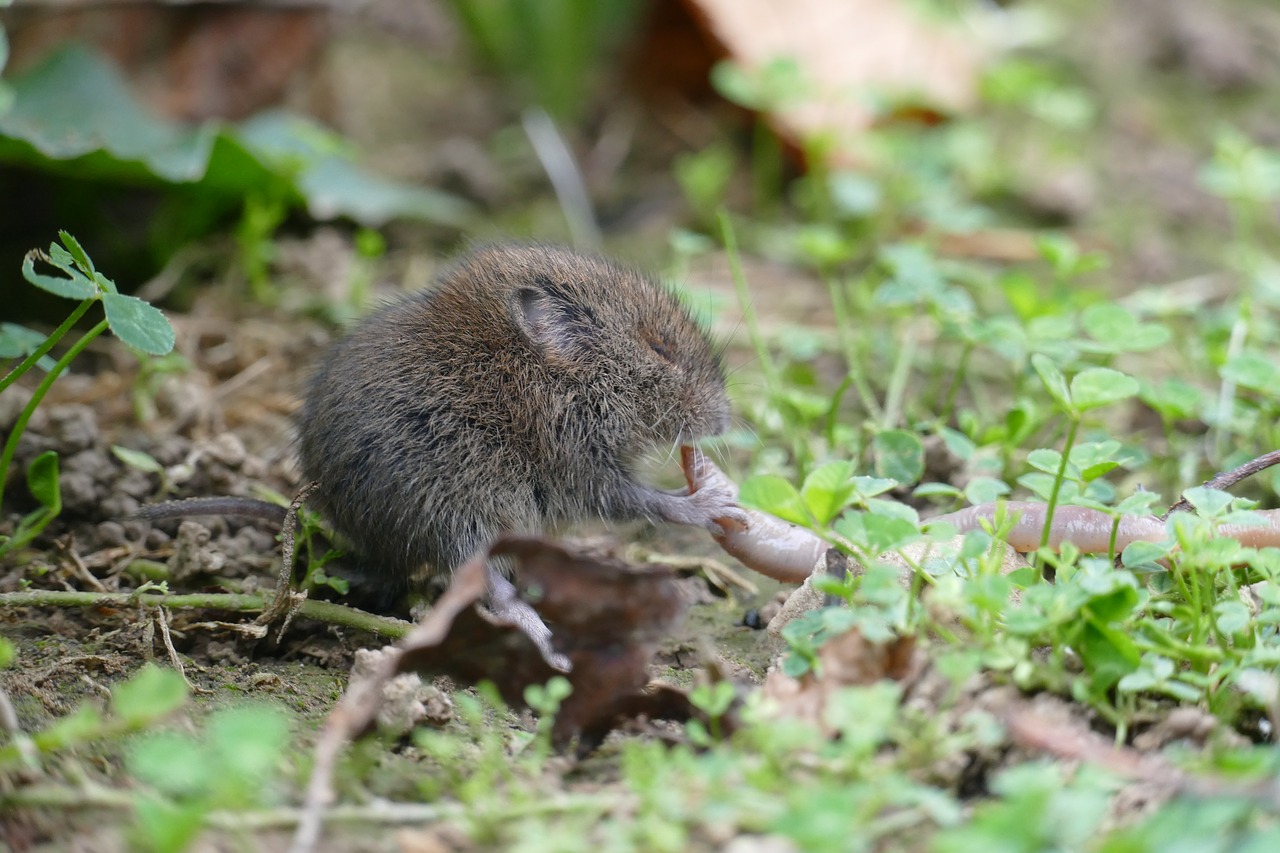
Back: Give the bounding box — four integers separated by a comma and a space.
139, 244, 743, 659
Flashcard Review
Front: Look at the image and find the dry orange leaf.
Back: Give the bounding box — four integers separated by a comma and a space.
687, 0, 987, 165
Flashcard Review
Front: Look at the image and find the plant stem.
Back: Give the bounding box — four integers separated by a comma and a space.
720, 211, 819, 466
0, 590, 411, 638
522, 106, 601, 250
824, 273, 884, 423
751, 120, 779, 216
1039, 416, 1080, 551
0, 297, 96, 394
717, 210, 778, 390
939, 342, 973, 423
881, 320, 918, 430
0, 318, 108, 495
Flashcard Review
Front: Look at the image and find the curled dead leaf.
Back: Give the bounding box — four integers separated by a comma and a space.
762, 628, 920, 736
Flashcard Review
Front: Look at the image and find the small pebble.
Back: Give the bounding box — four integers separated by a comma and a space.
96, 520, 128, 547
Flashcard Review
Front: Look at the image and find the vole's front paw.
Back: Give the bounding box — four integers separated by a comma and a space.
659, 484, 748, 537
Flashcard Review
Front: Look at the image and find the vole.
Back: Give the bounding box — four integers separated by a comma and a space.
138, 244, 744, 663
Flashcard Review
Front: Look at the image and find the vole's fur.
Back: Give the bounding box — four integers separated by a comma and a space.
298, 244, 736, 596
138, 245, 741, 661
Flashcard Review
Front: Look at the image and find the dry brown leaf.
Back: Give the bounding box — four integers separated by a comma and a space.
685, 0, 986, 165
761, 629, 920, 735
397, 535, 701, 753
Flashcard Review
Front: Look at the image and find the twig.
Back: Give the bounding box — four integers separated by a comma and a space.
0, 590, 410, 639
57, 538, 107, 593
263, 480, 321, 628
1162, 449, 1280, 519
155, 607, 190, 687
2, 782, 619, 831
1001, 700, 1280, 810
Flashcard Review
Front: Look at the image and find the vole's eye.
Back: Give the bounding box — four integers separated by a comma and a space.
647, 336, 674, 362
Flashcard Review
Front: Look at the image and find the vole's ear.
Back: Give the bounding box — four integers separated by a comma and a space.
515, 287, 592, 359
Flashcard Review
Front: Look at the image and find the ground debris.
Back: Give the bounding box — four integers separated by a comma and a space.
292, 534, 717, 852
394, 535, 700, 751
761, 628, 921, 735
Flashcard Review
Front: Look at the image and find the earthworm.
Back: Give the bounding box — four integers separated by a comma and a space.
682, 449, 1280, 582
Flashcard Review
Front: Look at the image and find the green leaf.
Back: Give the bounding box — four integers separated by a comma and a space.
1140, 378, 1204, 421
46, 243, 82, 276
1114, 492, 1162, 516
1183, 486, 1234, 517
1004, 399, 1040, 445
850, 476, 898, 499
1079, 619, 1141, 692
93, 271, 119, 295
25, 451, 60, 508
57, 230, 96, 276
1079, 461, 1118, 482
1214, 600, 1252, 635
800, 460, 856, 526
111, 445, 164, 475
297, 154, 473, 228
936, 426, 975, 461
21, 250, 97, 299
913, 482, 962, 500
101, 293, 175, 355
0, 46, 216, 182
132, 795, 207, 853
865, 498, 919, 524
33, 705, 104, 752
739, 475, 811, 526
709, 59, 768, 110
1081, 303, 1169, 352
111, 664, 189, 726
1017, 474, 1080, 505
872, 429, 924, 485
963, 477, 1010, 505
2, 451, 63, 553
208, 705, 290, 783
128, 732, 210, 798
238, 111, 474, 228
1085, 585, 1139, 623
0, 323, 57, 370
1221, 353, 1280, 393
0, 48, 472, 228
1026, 448, 1064, 475
1070, 367, 1138, 411
1032, 353, 1071, 411
835, 512, 921, 553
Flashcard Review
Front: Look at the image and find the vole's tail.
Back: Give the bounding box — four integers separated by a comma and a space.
133, 497, 289, 526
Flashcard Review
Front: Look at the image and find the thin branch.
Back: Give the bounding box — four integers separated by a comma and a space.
1162, 449, 1280, 519
0, 590, 410, 639
263, 479, 322, 629
155, 607, 190, 687
2, 782, 620, 832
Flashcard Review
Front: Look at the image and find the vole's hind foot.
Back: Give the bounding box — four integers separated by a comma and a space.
485, 567, 571, 672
